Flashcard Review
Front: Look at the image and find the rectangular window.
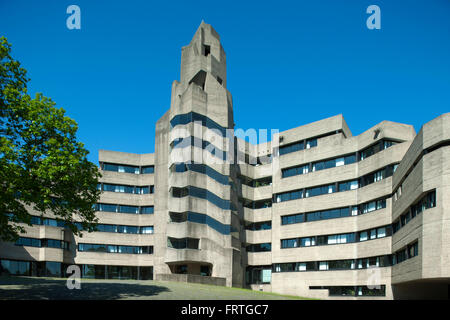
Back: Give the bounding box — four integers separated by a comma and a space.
301, 237, 315, 247
319, 262, 328, 270
377, 227, 386, 238
119, 205, 139, 214
408, 242, 419, 258
279, 141, 304, 156
140, 206, 154, 214
359, 231, 368, 242
97, 203, 117, 212
370, 229, 377, 240
141, 166, 154, 174
335, 157, 345, 167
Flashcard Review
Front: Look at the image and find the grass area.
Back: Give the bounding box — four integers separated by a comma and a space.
0, 275, 309, 300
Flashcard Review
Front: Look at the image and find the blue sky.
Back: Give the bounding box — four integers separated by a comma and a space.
1, 0, 449, 163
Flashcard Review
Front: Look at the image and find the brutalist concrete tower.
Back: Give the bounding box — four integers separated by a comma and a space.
153, 22, 243, 286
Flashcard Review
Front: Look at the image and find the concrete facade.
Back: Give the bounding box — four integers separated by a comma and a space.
1, 22, 449, 299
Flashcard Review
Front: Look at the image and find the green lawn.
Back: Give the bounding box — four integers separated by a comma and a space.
0, 275, 308, 300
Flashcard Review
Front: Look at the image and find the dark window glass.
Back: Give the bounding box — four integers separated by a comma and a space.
344, 154, 356, 164
279, 141, 304, 156
119, 205, 139, 214
141, 166, 154, 174
103, 163, 139, 174
97, 203, 117, 212
140, 206, 154, 214
247, 243, 272, 252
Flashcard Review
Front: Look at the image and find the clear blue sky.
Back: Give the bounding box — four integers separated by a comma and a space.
1, 0, 449, 163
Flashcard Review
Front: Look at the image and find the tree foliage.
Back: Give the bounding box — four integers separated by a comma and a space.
0, 36, 101, 242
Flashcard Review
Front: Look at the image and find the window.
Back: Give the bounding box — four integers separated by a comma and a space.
377, 227, 386, 238
370, 229, 377, 240
305, 184, 335, 198
275, 189, 303, 202
282, 164, 309, 178
393, 190, 436, 233
103, 163, 139, 174
306, 139, 317, 149
246, 267, 272, 284
338, 180, 358, 192
119, 205, 139, 214
396, 248, 408, 264
281, 213, 304, 225
103, 184, 134, 194
203, 44, 210, 56
279, 141, 304, 156
246, 221, 272, 231
140, 206, 154, 214
359, 231, 368, 242
247, 243, 272, 252
97, 203, 117, 212
141, 166, 154, 174
408, 242, 419, 258
15, 237, 41, 248
319, 262, 328, 270
140, 226, 154, 234
167, 237, 200, 250
79, 243, 152, 254
300, 237, 315, 247
281, 238, 298, 249
0, 259, 31, 276
172, 187, 189, 198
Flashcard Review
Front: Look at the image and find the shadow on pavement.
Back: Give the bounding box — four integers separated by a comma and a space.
0, 276, 171, 300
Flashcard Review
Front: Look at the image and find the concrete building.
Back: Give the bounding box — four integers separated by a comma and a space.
1, 22, 449, 299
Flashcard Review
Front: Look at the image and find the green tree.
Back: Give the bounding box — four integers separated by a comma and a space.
0, 36, 101, 242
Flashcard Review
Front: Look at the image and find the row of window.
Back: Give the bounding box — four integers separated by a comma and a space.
15, 237, 69, 250
28, 215, 154, 234
281, 140, 397, 178
242, 199, 272, 209
169, 211, 231, 235
30, 216, 69, 228
167, 237, 199, 250
280, 225, 391, 249
281, 197, 387, 225
278, 138, 317, 156
273, 255, 393, 273
81, 264, 153, 280
282, 154, 356, 178
170, 111, 228, 136
245, 221, 272, 231
78, 243, 153, 254
275, 164, 397, 203
171, 163, 229, 185
392, 141, 450, 203
239, 175, 272, 188
0, 259, 153, 280
97, 183, 154, 194
393, 241, 418, 265
0, 260, 68, 277
392, 191, 436, 234
360, 139, 397, 160
95, 203, 154, 214
246, 243, 271, 252
310, 285, 386, 297
171, 186, 230, 210
94, 224, 154, 234
101, 162, 154, 175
